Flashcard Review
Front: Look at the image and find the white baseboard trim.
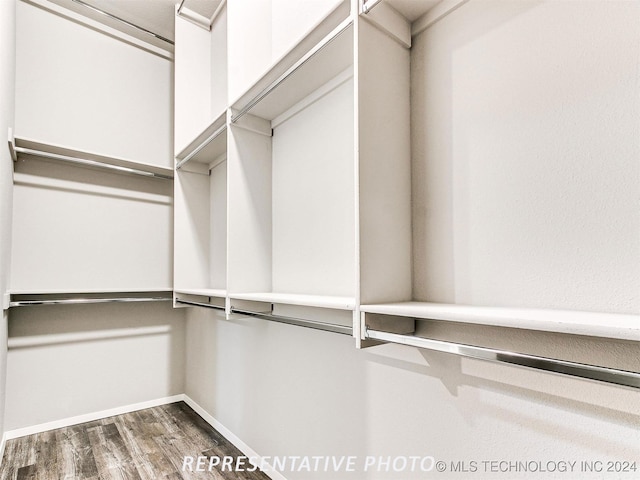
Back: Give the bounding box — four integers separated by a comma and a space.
182, 395, 288, 480
3, 394, 287, 480
4, 394, 184, 440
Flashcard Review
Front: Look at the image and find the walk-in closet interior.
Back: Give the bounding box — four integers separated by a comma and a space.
0, 0, 638, 478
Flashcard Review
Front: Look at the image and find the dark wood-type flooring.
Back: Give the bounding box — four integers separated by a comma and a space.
0, 402, 270, 480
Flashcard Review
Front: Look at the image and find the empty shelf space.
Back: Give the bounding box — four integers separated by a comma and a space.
230, 14, 353, 122
175, 111, 227, 169
10, 134, 174, 179
361, 302, 640, 341
229, 292, 355, 310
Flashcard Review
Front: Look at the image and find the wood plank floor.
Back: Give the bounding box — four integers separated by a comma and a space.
0, 402, 271, 480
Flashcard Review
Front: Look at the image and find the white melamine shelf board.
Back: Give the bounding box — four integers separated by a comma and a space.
229, 292, 356, 311
9, 288, 172, 295
174, 288, 226, 298
231, 18, 353, 122
361, 302, 640, 341
175, 111, 227, 166
12, 135, 174, 178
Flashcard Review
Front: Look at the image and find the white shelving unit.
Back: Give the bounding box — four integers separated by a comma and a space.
361, 302, 640, 342
10, 134, 174, 179
355, 0, 640, 347
226, 0, 356, 325
173, 2, 229, 311
9, 0, 175, 298
172, 0, 639, 386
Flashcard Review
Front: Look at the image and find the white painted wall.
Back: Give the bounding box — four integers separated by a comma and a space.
5, 302, 185, 431
10, 158, 174, 293
4, 0, 185, 434
0, 0, 16, 442
411, 0, 640, 314
184, 310, 639, 480
14, 0, 173, 168
184, 2, 640, 479
272, 77, 355, 296
11, 0, 175, 294
227, 0, 345, 103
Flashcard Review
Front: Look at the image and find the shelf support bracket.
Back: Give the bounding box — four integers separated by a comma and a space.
8, 128, 16, 162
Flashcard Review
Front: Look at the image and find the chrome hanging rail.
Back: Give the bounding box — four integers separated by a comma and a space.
176, 299, 226, 311
13, 146, 173, 180
230, 17, 353, 124
365, 329, 640, 389
71, 0, 174, 45
231, 308, 353, 336
175, 123, 227, 170
10, 295, 172, 308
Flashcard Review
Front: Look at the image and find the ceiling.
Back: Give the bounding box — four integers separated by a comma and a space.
45, 0, 442, 52
47, 0, 222, 50
386, 0, 440, 22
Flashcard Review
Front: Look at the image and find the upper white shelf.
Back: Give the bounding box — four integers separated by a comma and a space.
175, 110, 227, 169
10, 133, 174, 179
361, 302, 640, 341
230, 10, 353, 122
230, 292, 356, 311
175, 288, 227, 298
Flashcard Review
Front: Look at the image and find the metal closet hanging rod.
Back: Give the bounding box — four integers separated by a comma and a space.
231, 17, 353, 124
175, 123, 227, 170
71, 0, 174, 45
13, 146, 174, 180
230, 307, 353, 336
365, 329, 640, 389
176, 299, 226, 311
10, 296, 172, 307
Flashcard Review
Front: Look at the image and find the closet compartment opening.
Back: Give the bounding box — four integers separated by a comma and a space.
227, 22, 356, 325
174, 113, 228, 304
174, 0, 228, 154
227, 0, 350, 106
229, 298, 354, 335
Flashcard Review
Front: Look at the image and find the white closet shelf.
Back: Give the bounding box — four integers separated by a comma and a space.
9, 288, 172, 295
229, 292, 356, 311
175, 110, 227, 169
361, 302, 640, 341
10, 134, 174, 179
230, 13, 353, 122
9, 290, 173, 307
174, 288, 226, 298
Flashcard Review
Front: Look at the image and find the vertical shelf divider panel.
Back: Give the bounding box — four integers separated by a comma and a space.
227, 113, 273, 303
356, 7, 412, 342
174, 2, 228, 309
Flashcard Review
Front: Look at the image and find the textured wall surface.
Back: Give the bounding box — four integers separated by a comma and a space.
0, 0, 16, 441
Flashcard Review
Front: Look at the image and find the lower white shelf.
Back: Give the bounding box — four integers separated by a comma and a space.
174, 288, 227, 298
360, 302, 640, 341
229, 292, 356, 311
9, 290, 173, 307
